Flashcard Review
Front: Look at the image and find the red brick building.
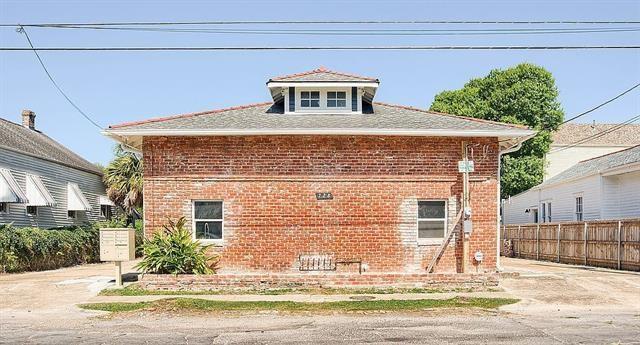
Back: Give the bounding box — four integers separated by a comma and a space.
105, 67, 533, 284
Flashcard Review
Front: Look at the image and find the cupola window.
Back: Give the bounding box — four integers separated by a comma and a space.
327, 91, 347, 108
300, 91, 320, 108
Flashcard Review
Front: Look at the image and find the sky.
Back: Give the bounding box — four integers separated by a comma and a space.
1, 0, 639, 165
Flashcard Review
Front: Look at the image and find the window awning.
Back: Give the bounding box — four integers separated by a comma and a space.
0, 168, 28, 203
26, 174, 56, 207
67, 183, 92, 211
99, 195, 115, 206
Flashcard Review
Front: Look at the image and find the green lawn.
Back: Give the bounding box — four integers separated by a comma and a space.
99, 284, 493, 296
80, 297, 518, 314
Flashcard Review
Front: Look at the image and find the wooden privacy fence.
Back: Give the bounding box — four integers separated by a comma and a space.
501, 219, 640, 271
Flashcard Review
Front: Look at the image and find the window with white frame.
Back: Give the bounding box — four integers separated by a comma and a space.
100, 205, 113, 220
193, 201, 223, 241
541, 203, 546, 223
67, 210, 77, 219
0, 202, 7, 213
547, 202, 552, 222
418, 200, 447, 240
26, 206, 37, 216
300, 91, 320, 108
575, 196, 583, 221
327, 91, 347, 108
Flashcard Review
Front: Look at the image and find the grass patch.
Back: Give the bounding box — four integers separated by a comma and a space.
79, 301, 152, 313
80, 297, 518, 314
99, 284, 488, 297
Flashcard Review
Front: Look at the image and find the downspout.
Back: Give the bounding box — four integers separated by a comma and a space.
496, 135, 534, 271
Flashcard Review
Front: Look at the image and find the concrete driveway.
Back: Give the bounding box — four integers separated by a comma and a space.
1, 258, 639, 344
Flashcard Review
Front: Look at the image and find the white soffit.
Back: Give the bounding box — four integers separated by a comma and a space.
67, 183, 92, 211
0, 168, 28, 203
26, 174, 56, 207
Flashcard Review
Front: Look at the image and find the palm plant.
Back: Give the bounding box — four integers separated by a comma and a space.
135, 217, 218, 275
103, 145, 143, 215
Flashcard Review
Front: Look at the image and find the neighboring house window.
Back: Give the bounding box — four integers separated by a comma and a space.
417, 200, 447, 241
300, 91, 320, 108
541, 203, 546, 223
101, 205, 113, 220
67, 210, 77, 219
193, 201, 223, 241
0, 202, 7, 213
547, 202, 552, 222
575, 196, 583, 221
26, 206, 37, 216
327, 91, 347, 108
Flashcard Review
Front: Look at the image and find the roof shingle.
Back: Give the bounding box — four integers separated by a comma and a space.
107, 101, 529, 133
0, 118, 103, 175
268, 66, 378, 83
552, 123, 640, 146
541, 144, 640, 187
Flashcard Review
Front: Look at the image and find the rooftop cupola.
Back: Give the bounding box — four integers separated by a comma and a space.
266, 67, 380, 114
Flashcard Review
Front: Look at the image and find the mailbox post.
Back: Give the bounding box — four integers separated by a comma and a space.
100, 228, 136, 287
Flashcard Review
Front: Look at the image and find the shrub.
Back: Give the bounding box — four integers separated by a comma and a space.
135, 217, 218, 275
0, 223, 100, 273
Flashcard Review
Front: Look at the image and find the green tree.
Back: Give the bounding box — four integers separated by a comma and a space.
103, 145, 143, 217
429, 63, 564, 197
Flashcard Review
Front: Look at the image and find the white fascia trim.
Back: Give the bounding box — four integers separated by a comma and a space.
267, 82, 379, 88
104, 128, 535, 138
600, 162, 640, 176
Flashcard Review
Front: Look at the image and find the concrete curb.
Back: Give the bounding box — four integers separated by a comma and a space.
87, 291, 515, 304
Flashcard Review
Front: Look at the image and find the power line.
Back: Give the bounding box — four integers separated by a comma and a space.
562, 83, 640, 124
16, 26, 103, 129
19, 25, 640, 37
550, 114, 640, 153
3, 20, 640, 27
3, 46, 639, 51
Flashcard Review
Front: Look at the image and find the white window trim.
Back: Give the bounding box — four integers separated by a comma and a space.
192, 200, 224, 245
289, 87, 356, 114
326, 90, 348, 108
100, 204, 112, 219
300, 90, 320, 108
574, 194, 584, 221
417, 199, 448, 245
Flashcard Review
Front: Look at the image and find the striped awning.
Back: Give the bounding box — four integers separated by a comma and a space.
26, 174, 56, 207
99, 195, 115, 206
67, 183, 92, 211
0, 168, 28, 203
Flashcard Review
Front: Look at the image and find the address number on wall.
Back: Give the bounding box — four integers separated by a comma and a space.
315, 192, 333, 200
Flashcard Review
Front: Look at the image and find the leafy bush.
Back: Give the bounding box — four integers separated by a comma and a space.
0, 223, 100, 273
135, 217, 218, 275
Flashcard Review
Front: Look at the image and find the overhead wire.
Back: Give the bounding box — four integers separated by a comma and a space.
3, 46, 639, 51
562, 83, 640, 124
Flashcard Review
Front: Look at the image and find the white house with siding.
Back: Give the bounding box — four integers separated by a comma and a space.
0, 110, 114, 228
545, 123, 640, 181
503, 145, 640, 225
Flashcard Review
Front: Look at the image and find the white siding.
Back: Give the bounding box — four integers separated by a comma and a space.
602, 171, 640, 219
0, 147, 110, 228
503, 174, 602, 224
545, 146, 629, 181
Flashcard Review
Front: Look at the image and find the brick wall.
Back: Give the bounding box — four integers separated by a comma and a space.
143, 136, 499, 274
139, 272, 501, 291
